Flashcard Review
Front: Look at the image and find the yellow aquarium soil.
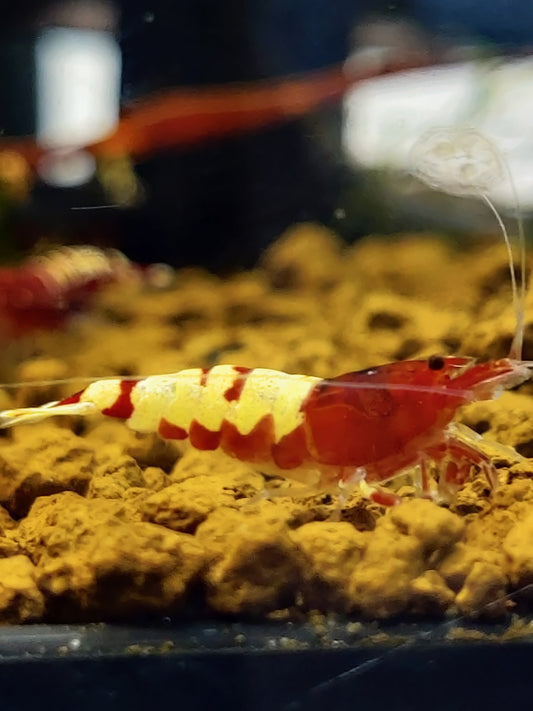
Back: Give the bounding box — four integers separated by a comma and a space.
1, 223, 533, 624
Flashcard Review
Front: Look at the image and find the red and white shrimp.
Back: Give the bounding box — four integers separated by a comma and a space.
0, 129, 530, 505
0, 245, 173, 339
0, 356, 530, 506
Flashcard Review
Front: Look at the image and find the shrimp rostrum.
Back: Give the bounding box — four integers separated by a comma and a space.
0, 358, 529, 505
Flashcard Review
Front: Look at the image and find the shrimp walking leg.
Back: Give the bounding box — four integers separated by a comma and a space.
427, 428, 504, 495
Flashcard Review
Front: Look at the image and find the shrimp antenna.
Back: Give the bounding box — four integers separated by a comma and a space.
409, 127, 525, 360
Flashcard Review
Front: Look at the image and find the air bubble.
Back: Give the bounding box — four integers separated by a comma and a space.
409, 127, 505, 197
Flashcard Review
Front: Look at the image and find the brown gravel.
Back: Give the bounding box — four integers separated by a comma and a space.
0, 223, 533, 624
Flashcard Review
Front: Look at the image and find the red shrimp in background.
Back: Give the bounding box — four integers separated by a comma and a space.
0, 54, 436, 171
0, 128, 530, 506
0, 245, 172, 339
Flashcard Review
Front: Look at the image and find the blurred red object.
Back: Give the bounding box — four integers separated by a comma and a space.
0, 52, 433, 168
0, 245, 139, 338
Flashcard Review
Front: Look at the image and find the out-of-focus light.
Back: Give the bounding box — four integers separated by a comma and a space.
342, 58, 533, 210
0, 151, 32, 200
98, 156, 142, 206
35, 26, 121, 153
343, 64, 475, 169
37, 149, 97, 188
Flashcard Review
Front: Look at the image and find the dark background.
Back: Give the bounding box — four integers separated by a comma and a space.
0, 0, 531, 269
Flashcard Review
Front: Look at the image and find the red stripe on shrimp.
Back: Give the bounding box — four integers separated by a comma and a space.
219, 414, 274, 463
223, 366, 252, 402
102, 380, 136, 419
272, 423, 309, 469
59, 390, 84, 405
189, 419, 221, 450
158, 417, 187, 440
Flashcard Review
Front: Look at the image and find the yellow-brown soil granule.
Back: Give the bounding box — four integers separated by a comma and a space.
1, 223, 533, 624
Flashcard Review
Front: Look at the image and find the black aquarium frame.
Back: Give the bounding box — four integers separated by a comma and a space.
0, 619, 531, 710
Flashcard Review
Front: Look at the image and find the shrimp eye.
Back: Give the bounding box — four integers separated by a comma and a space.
428, 354, 445, 371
